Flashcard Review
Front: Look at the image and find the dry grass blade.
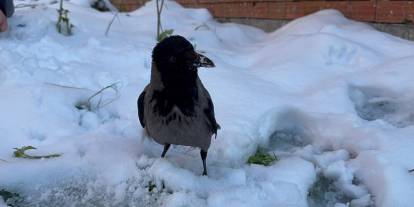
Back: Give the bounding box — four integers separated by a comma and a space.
87, 82, 120, 110
43, 82, 89, 90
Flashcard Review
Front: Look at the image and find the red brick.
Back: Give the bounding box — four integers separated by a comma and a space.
243, 2, 268, 18
348, 1, 375, 22
376, 1, 406, 23
267, 2, 286, 19
324, 1, 349, 16
286, 1, 327, 19
303, 1, 326, 15
186, 2, 283, 19
176, 0, 198, 4
406, 1, 414, 23
171, 0, 414, 24
109, 0, 149, 11
201, 3, 240, 18
198, 0, 284, 2
286, 2, 305, 19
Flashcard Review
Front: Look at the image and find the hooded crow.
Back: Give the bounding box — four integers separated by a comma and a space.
138, 35, 220, 176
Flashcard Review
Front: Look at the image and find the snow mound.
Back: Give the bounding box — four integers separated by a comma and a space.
1, 1, 414, 207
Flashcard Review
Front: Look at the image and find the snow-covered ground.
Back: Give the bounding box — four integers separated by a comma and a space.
1, 0, 414, 206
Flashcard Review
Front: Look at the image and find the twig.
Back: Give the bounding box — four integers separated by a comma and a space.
56, 0, 73, 36
160, 0, 165, 14
156, 0, 161, 38
105, 12, 118, 36
272, 152, 279, 161
156, 0, 165, 39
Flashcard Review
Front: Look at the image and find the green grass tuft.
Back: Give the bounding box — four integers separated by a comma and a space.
157, 29, 174, 42
13, 146, 61, 159
247, 150, 278, 166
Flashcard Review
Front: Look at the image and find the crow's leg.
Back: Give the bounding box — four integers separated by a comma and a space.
200, 150, 208, 176
161, 144, 171, 158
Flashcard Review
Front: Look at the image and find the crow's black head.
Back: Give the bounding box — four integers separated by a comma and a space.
152, 35, 215, 76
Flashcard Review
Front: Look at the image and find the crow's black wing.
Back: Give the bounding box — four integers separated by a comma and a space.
138, 90, 146, 128
0, 0, 14, 17
204, 97, 220, 138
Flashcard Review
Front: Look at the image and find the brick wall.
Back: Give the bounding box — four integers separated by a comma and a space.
109, 0, 149, 11
175, 0, 414, 24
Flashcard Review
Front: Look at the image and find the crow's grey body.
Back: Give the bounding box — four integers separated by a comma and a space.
140, 65, 215, 150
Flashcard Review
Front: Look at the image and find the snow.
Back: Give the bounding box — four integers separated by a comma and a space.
1, 0, 414, 206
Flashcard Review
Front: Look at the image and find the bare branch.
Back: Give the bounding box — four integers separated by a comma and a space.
105, 12, 119, 36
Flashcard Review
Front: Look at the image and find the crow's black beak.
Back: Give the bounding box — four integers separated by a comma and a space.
193, 53, 215, 68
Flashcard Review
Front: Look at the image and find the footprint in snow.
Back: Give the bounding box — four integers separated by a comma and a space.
326, 44, 357, 66
348, 85, 414, 128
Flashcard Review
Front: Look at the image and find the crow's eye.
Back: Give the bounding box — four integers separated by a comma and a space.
184, 51, 197, 61
169, 56, 176, 63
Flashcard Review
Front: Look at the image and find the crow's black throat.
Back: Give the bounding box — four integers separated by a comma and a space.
151, 73, 199, 117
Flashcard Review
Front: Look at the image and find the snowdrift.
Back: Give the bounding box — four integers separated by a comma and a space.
1, 1, 414, 206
